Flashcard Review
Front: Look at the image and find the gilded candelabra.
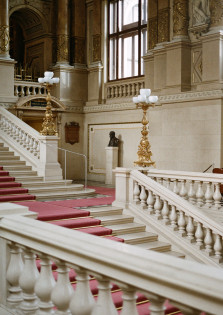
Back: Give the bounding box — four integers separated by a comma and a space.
133, 89, 158, 167
38, 72, 59, 136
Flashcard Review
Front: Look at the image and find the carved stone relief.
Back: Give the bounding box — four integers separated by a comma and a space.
189, 0, 210, 40
192, 48, 202, 83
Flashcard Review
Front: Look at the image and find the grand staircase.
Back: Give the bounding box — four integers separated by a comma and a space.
0, 141, 95, 202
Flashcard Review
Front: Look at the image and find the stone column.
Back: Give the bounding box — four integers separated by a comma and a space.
56, 0, 69, 65
0, 0, 10, 59
173, 0, 189, 39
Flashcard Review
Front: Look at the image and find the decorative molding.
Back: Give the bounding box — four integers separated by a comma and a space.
159, 89, 223, 103
84, 102, 136, 113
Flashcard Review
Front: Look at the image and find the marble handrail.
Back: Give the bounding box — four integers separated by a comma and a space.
1, 214, 223, 315
131, 169, 223, 264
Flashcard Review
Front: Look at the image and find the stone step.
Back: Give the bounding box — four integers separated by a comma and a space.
22, 180, 74, 187
0, 160, 26, 165
34, 188, 96, 201
117, 231, 158, 245
0, 146, 9, 151
8, 170, 38, 177
134, 241, 171, 252
2, 165, 32, 171
89, 206, 123, 216
95, 214, 134, 225
108, 222, 146, 235
14, 176, 44, 182
0, 151, 16, 156
27, 184, 85, 194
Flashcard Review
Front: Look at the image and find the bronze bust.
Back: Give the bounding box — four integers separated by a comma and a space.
108, 131, 119, 147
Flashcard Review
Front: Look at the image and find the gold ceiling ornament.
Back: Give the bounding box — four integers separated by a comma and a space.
38, 72, 59, 136
133, 90, 158, 168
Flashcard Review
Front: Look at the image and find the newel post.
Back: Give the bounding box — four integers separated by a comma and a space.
38, 135, 63, 181
112, 168, 133, 209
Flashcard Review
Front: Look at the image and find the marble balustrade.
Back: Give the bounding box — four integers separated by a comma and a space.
1, 213, 223, 315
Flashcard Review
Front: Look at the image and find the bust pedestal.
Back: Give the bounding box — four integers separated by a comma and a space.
105, 147, 118, 185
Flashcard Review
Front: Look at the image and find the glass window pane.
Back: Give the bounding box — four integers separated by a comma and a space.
134, 35, 139, 76
141, 29, 147, 74
141, 0, 147, 25
119, 0, 139, 30
109, 1, 117, 34
109, 39, 117, 80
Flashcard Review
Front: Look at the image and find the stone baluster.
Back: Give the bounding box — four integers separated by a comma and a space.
51, 262, 74, 313
195, 181, 204, 206
21, 132, 27, 146
34, 255, 56, 313
140, 185, 147, 208
213, 183, 222, 209
161, 200, 170, 223
111, 87, 114, 98
188, 180, 196, 204
120, 286, 138, 315
14, 126, 20, 141
36, 142, 40, 159
21, 86, 25, 97
147, 190, 155, 213
195, 222, 204, 249
18, 248, 39, 313
25, 134, 30, 149
133, 182, 140, 204
186, 216, 195, 241
6, 243, 24, 308
173, 179, 180, 195
32, 140, 38, 156
204, 228, 213, 254
14, 85, 19, 96
179, 180, 187, 199
148, 293, 166, 315
178, 210, 186, 235
69, 267, 95, 315
165, 178, 171, 190
169, 205, 177, 229
29, 138, 34, 153
91, 276, 118, 315
213, 234, 223, 260
154, 195, 162, 219
204, 182, 213, 207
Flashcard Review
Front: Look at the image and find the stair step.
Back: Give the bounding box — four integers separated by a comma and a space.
0, 152, 17, 157
27, 184, 84, 194
14, 176, 44, 182
0, 160, 26, 165
7, 170, 38, 176
0, 194, 36, 202
34, 188, 96, 201
22, 180, 73, 187
95, 214, 134, 225
89, 206, 123, 216
0, 147, 9, 151
117, 232, 158, 244
134, 241, 171, 252
0, 182, 21, 188
107, 222, 146, 235
3, 165, 32, 171
0, 187, 28, 195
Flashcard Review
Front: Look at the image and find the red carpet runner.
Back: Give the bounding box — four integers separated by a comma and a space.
16, 186, 182, 314
0, 167, 36, 202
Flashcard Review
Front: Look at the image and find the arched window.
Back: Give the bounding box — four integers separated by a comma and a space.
108, 0, 147, 81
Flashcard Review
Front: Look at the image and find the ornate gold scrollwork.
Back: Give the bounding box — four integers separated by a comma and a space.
57, 34, 69, 63
173, 0, 189, 37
